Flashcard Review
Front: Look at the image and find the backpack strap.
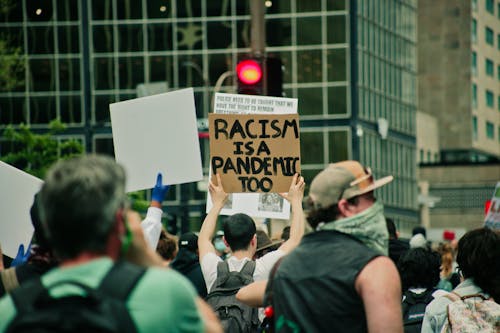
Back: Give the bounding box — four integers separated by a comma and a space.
97, 261, 146, 333
98, 260, 146, 300
9, 277, 47, 313
1, 267, 20, 294
239, 260, 256, 279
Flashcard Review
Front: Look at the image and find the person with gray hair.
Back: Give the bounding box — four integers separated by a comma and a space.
0, 155, 221, 333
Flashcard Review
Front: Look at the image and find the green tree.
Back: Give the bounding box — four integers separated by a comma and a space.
0, 0, 24, 92
1, 119, 83, 178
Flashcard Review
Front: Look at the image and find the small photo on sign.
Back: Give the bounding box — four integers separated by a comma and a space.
258, 193, 284, 212
223, 194, 234, 210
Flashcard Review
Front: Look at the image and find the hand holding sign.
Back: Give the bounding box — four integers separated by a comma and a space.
280, 173, 305, 205
209, 174, 229, 208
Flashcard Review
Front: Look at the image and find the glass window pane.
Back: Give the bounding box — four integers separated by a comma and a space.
177, 22, 203, 50
327, 48, 347, 82
207, 22, 232, 49
30, 96, 57, 124
0, 97, 27, 124
91, 0, 112, 20
59, 59, 81, 91
148, 24, 172, 51
266, 19, 292, 47
178, 56, 205, 87
58, 26, 80, 53
93, 25, 114, 53
117, 1, 142, 19
300, 131, 324, 164
327, 15, 346, 44
328, 86, 348, 115
176, 0, 201, 17
297, 87, 323, 116
147, 0, 171, 19
297, 1, 321, 12
118, 57, 145, 89
297, 50, 322, 83
328, 130, 349, 162
29, 59, 55, 91
94, 136, 115, 156
94, 58, 115, 90
26, 0, 53, 22
56, 0, 79, 21
297, 17, 321, 45
327, 0, 346, 11
149, 55, 174, 85
59, 95, 82, 124
94, 94, 115, 123
118, 25, 143, 52
207, 1, 231, 16
28, 26, 54, 54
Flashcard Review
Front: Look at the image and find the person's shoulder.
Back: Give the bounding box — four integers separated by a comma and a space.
0, 294, 16, 332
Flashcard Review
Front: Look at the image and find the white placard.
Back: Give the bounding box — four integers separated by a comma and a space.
207, 93, 298, 219
0, 162, 43, 257
110, 88, 203, 192
484, 182, 500, 230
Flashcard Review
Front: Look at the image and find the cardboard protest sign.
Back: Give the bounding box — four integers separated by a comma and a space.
0, 162, 43, 257
484, 182, 500, 230
209, 113, 301, 193
110, 88, 203, 192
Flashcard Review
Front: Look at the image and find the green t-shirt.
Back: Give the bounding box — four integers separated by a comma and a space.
0, 258, 204, 333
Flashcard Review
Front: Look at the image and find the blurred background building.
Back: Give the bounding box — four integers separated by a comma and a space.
7, 0, 488, 234
417, 0, 500, 232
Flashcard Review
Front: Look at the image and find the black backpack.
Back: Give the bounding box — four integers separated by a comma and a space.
6, 260, 146, 333
205, 260, 260, 333
402, 289, 435, 333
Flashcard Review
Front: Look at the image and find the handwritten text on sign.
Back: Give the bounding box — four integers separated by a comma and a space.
209, 113, 301, 193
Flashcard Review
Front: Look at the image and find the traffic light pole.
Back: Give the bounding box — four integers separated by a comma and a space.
250, 0, 267, 93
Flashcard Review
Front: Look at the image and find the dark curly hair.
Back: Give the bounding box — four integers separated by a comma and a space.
397, 247, 441, 291
456, 228, 500, 301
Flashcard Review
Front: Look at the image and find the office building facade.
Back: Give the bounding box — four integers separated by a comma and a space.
0, 0, 419, 233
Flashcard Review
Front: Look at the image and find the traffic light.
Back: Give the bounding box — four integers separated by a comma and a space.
236, 58, 264, 95
236, 56, 283, 97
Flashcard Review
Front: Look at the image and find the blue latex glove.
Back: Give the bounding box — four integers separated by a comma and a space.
151, 173, 170, 203
11, 243, 31, 267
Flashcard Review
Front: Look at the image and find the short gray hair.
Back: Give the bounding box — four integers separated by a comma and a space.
39, 154, 127, 259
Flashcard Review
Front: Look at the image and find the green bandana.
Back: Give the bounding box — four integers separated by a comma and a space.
319, 201, 389, 255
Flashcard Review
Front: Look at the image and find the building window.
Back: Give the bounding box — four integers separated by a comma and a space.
472, 116, 478, 140
472, 0, 477, 11
472, 83, 477, 108
472, 51, 477, 76
472, 19, 477, 43
486, 90, 494, 107
486, 121, 494, 139
486, 58, 494, 76
498, 34, 500, 50
486, 0, 494, 13
498, 95, 500, 110
485, 26, 494, 45
498, 65, 500, 80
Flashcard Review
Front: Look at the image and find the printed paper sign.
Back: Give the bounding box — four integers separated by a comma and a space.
0, 162, 43, 257
209, 113, 301, 193
214, 93, 298, 114
484, 182, 500, 230
110, 88, 203, 192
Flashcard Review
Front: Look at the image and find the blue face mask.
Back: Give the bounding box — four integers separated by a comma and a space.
214, 239, 227, 252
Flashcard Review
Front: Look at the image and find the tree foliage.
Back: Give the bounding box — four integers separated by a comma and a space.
1, 119, 83, 178
0, 0, 24, 92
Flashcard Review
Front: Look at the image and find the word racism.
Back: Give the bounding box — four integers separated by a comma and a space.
209, 113, 301, 193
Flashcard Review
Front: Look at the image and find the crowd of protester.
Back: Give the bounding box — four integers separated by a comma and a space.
0, 154, 499, 333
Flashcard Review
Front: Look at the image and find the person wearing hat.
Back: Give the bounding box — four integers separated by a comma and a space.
170, 232, 207, 298
267, 161, 403, 333
255, 230, 283, 260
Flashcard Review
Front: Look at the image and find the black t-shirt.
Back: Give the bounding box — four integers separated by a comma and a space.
267, 230, 380, 333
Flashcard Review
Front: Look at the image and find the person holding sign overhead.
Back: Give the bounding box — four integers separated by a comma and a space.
198, 173, 305, 325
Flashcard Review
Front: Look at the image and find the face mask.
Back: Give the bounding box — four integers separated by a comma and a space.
214, 239, 227, 252
319, 201, 389, 255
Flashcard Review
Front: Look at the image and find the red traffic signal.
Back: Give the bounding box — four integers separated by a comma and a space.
236, 59, 263, 85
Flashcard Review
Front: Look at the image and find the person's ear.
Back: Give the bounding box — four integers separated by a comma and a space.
223, 236, 229, 248
337, 199, 355, 217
